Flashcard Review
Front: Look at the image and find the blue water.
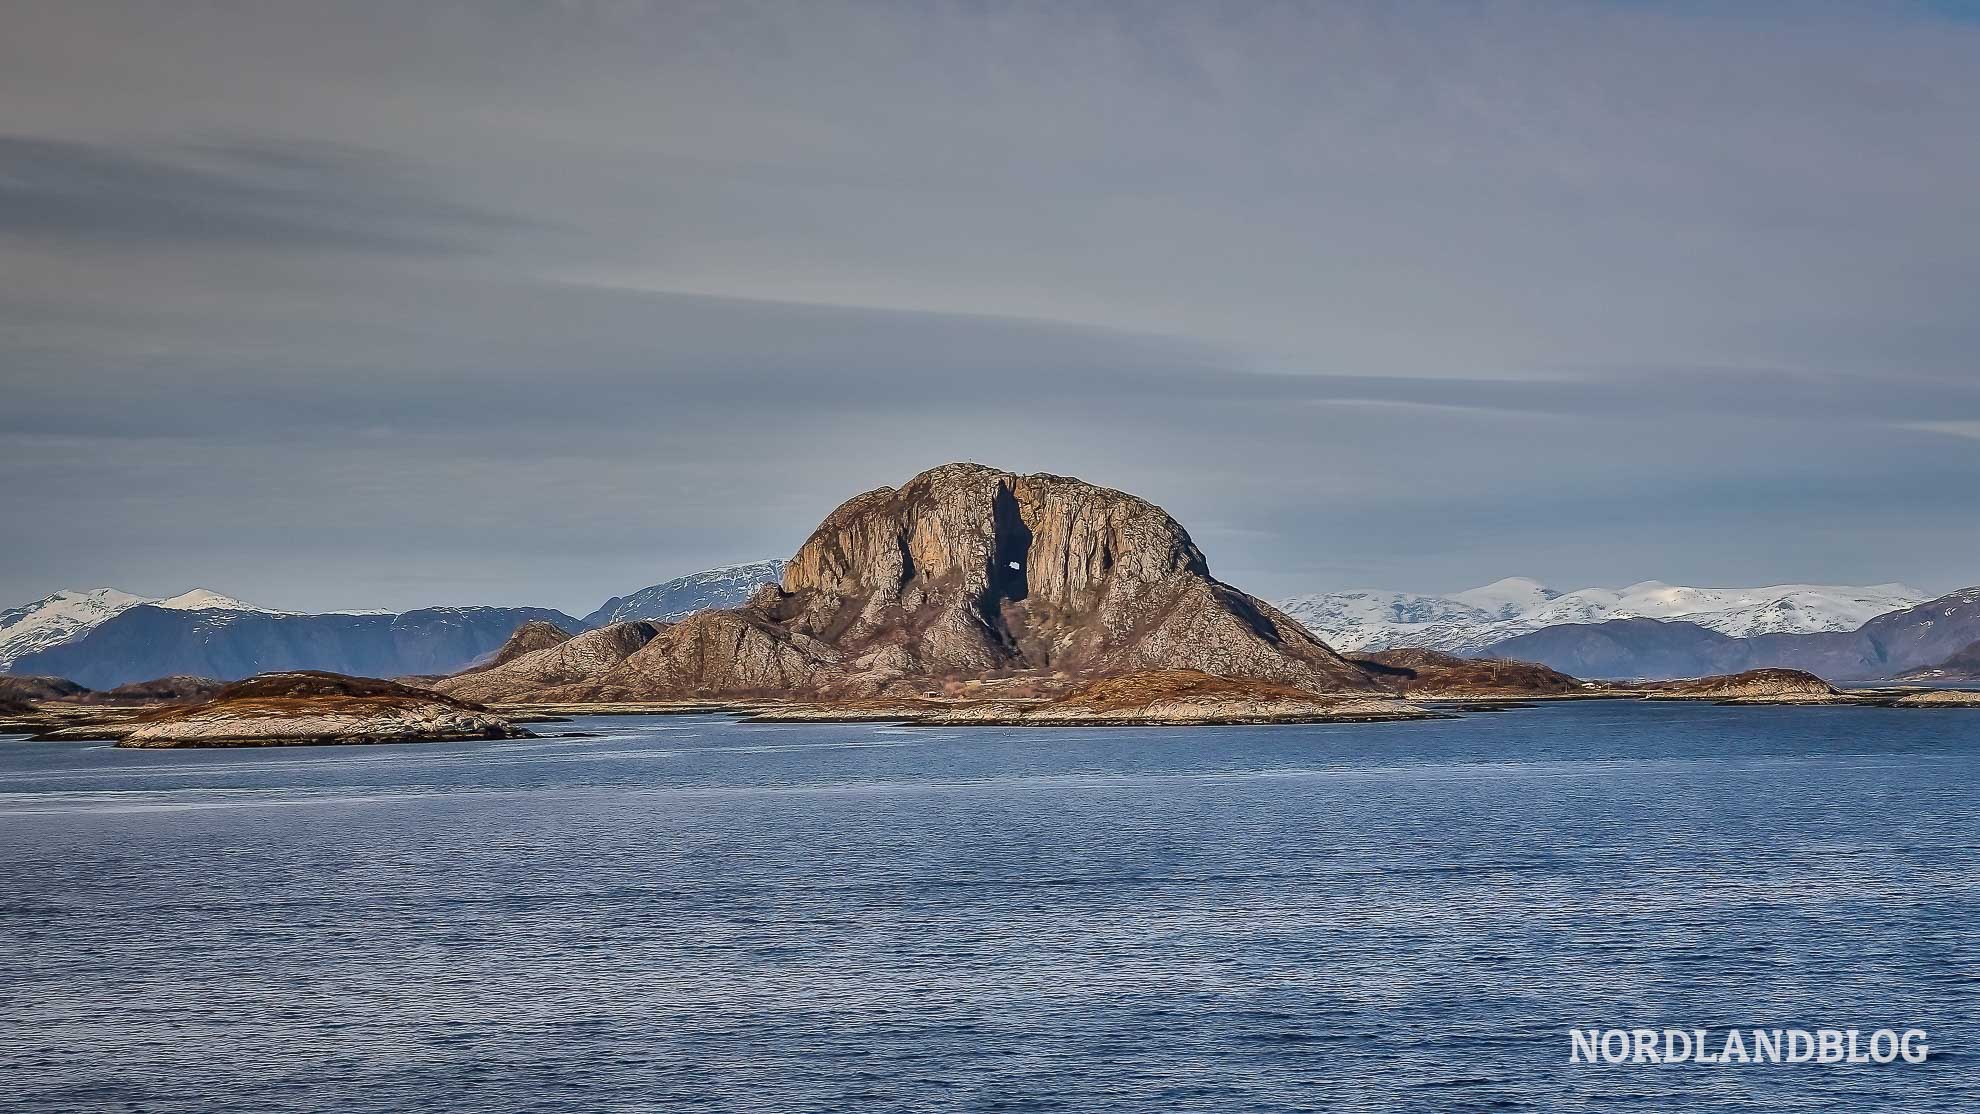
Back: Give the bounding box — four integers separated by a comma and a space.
2, 702, 1976, 1112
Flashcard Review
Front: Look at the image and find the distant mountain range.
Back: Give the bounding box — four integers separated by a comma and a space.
582, 561, 784, 626
6, 563, 1969, 688
0, 588, 146, 670
1276, 577, 1928, 654
0, 565, 787, 689
1483, 588, 1980, 680
7, 592, 580, 689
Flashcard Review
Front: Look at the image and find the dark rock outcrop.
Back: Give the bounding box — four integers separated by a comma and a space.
449, 464, 1385, 702
1349, 648, 1585, 697
0, 675, 92, 704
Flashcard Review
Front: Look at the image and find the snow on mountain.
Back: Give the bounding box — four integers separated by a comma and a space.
1450, 577, 1562, 620
1277, 579, 1930, 654
585, 561, 785, 626
0, 588, 146, 670
151, 589, 286, 613
2, 586, 296, 671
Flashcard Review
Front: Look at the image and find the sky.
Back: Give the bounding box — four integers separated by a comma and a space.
3, 1, 1979, 616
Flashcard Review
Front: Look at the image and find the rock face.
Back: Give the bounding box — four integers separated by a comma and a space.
435, 622, 663, 703
1348, 648, 1584, 697
461, 464, 1385, 702
460, 620, 574, 674
118, 671, 525, 748
1647, 668, 1842, 703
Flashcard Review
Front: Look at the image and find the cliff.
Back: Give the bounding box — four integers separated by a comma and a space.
447, 464, 1385, 703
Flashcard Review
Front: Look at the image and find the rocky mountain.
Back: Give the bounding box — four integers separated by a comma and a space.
1485, 588, 1980, 681
442, 463, 1386, 703
438, 622, 664, 704
583, 561, 784, 626
1278, 577, 1928, 654
0, 588, 146, 670
14, 603, 584, 689
459, 620, 574, 674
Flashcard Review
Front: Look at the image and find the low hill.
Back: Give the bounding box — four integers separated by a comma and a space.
103, 676, 225, 703
1348, 648, 1584, 697
117, 671, 525, 749
1646, 668, 1842, 703
1895, 641, 1980, 683
0, 675, 92, 704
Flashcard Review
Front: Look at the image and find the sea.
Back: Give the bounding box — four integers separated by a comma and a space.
2, 701, 1975, 1112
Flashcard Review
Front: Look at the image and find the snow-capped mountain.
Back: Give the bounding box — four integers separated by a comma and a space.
13, 602, 585, 689
0, 588, 147, 670
151, 589, 286, 613
2, 585, 416, 677
584, 560, 785, 626
1277, 577, 1930, 654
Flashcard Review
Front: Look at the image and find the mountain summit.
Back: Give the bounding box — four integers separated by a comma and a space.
583, 561, 784, 626
443, 463, 1383, 702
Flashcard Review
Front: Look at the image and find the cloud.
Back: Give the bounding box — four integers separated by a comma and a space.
0, 136, 534, 254
1902, 421, 1980, 440
0, 1, 1978, 609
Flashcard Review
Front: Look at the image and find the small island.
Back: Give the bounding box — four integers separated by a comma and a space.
112, 672, 526, 748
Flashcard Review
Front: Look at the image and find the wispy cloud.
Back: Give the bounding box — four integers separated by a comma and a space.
1902, 421, 1980, 440
1, 2, 1978, 608
0, 136, 535, 254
